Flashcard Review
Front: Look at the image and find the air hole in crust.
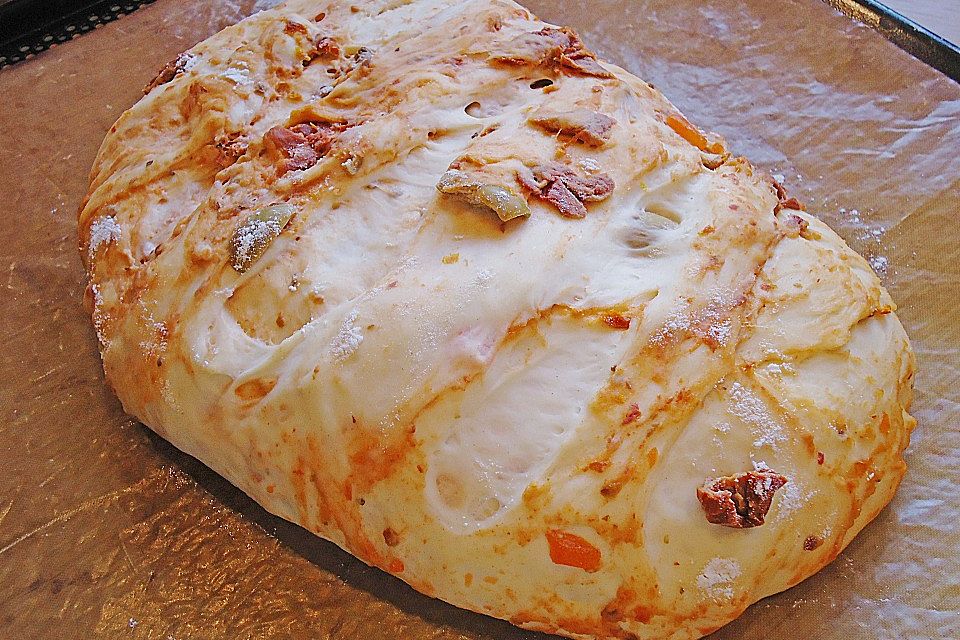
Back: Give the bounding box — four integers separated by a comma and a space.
436, 472, 466, 510
624, 227, 657, 251
530, 78, 554, 89
644, 202, 682, 225
475, 496, 502, 520
465, 101, 484, 118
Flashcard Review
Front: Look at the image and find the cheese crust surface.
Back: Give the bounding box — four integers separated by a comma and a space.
79, 2, 916, 638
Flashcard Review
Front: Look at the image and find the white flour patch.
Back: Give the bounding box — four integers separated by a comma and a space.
88, 216, 122, 260
869, 255, 888, 277
773, 479, 807, 519
233, 216, 282, 269
578, 157, 601, 173
651, 304, 691, 347
763, 361, 796, 377
331, 310, 364, 362
728, 382, 786, 447
222, 64, 253, 88
707, 318, 731, 347
139, 310, 169, 357
181, 53, 200, 73
160, 379, 182, 417
697, 558, 741, 600
89, 283, 111, 347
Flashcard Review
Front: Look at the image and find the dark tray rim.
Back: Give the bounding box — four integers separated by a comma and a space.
0, 0, 157, 68
827, 0, 960, 83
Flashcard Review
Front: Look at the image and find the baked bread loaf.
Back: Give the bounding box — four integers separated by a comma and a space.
78, 1, 916, 638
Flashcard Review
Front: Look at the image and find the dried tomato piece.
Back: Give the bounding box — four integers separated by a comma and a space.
382, 527, 400, 547
602, 313, 631, 330
621, 403, 641, 425
697, 469, 788, 528
782, 213, 811, 239
543, 180, 587, 218
264, 121, 345, 174
308, 36, 341, 62
491, 26, 612, 78
215, 133, 248, 168
803, 535, 823, 551
777, 197, 806, 213
545, 529, 602, 572
537, 26, 577, 50
565, 172, 615, 202
529, 108, 617, 147
560, 54, 614, 78
284, 20, 308, 35
541, 27, 613, 78
770, 177, 807, 214
533, 163, 614, 201
519, 162, 614, 219
265, 127, 319, 172
143, 52, 196, 95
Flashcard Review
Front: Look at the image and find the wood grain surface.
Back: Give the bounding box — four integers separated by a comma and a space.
882, 0, 960, 45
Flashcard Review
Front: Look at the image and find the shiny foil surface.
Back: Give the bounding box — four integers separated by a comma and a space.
0, 1, 957, 638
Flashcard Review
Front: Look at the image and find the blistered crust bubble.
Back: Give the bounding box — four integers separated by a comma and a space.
79, 2, 915, 639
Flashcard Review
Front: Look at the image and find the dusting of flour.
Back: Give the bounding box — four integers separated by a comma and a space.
331, 310, 364, 362
88, 216, 121, 261
697, 558, 741, 600
728, 381, 786, 447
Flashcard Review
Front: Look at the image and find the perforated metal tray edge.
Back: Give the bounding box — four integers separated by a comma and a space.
0, 0, 156, 68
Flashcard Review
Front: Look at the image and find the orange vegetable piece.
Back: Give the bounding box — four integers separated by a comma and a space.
665, 113, 724, 155
602, 313, 631, 330
545, 529, 602, 572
